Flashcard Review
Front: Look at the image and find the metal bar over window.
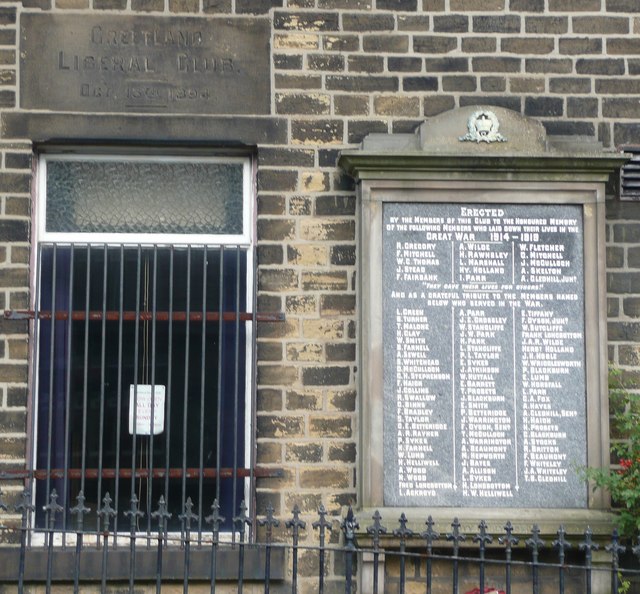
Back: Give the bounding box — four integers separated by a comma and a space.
24, 242, 276, 535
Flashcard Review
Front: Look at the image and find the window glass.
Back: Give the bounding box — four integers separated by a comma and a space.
34, 154, 254, 534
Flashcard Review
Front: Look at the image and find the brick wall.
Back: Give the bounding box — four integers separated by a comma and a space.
0, 0, 640, 587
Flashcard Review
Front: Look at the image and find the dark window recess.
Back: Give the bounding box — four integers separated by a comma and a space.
31, 243, 253, 534
620, 146, 640, 201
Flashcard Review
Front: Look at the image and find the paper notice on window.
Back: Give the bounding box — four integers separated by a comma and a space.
128, 385, 165, 436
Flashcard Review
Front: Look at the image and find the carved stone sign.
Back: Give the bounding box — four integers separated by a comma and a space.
20, 14, 270, 115
382, 202, 587, 508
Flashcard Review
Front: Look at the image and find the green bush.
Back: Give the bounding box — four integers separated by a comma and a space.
584, 367, 640, 539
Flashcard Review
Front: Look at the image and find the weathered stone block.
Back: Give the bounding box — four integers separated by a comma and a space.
258, 269, 298, 292
525, 97, 564, 117
511, 0, 543, 10
274, 11, 339, 31
334, 94, 370, 116
473, 15, 520, 33
300, 171, 330, 192
308, 55, 345, 71
568, 97, 599, 118
257, 319, 299, 339
549, 0, 600, 9
323, 35, 360, 51
0, 220, 28, 242
549, 77, 592, 94
258, 245, 284, 265
403, 77, 439, 92
302, 366, 350, 386
604, 97, 640, 119
301, 272, 348, 291
577, 59, 625, 75
573, 16, 629, 34
289, 195, 312, 216
0, 409, 26, 433
628, 246, 640, 268
619, 345, 640, 366
342, 13, 394, 31
526, 58, 572, 74
275, 73, 322, 89
299, 468, 350, 489
330, 245, 356, 266
413, 36, 457, 54
320, 294, 356, 316
5, 197, 29, 217
462, 37, 497, 53
302, 320, 345, 339
286, 295, 317, 315
0, 436, 26, 461
292, 120, 344, 145
607, 246, 625, 268
481, 76, 506, 92
258, 170, 298, 192
363, 34, 409, 53
503, 37, 554, 54
388, 57, 423, 72
559, 37, 603, 55
287, 245, 328, 266
328, 443, 356, 463
276, 93, 331, 115
397, 14, 431, 30
7, 386, 27, 407
257, 415, 305, 438
607, 0, 640, 10
424, 95, 456, 116
309, 415, 352, 437
525, 16, 568, 33
257, 341, 283, 362
274, 54, 303, 70
258, 195, 286, 216
473, 57, 521, 72
256, 441, 282, 464
624, 298, 640, 318
287, 343, 324, 362
327, 390, 357, 412
348, 55, 384, 73
609, 39, 640, 55
286, 389, 322, 410
286, 442, 323, 462
613, 223, 640, 243
300, 220, 355, 241
433, 15, 469, 33
326, 75, 398, 92
326, 343, 356, 362
442, 75, 476, 92
257, 365, 299, 386
257, 388, 283, 412
315, 195, 356, 216
347, 120, 389, 144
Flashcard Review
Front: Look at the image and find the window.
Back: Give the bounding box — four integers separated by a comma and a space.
31, 152, 255, 533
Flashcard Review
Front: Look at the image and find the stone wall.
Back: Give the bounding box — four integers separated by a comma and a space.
0, 0, 639, 589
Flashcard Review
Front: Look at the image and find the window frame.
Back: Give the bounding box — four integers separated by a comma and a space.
36, 152, 254, 245
29, 149, 257, 539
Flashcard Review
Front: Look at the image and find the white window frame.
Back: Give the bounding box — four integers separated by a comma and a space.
31, 150, 256, 541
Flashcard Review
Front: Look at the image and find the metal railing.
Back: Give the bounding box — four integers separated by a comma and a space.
1, 490, 640, 594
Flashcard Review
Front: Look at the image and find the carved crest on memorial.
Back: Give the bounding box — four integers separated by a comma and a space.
459, 110, 507, 144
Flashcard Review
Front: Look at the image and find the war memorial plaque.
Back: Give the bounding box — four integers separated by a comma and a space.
20, 14, 270, 115
382, 202, 587, 508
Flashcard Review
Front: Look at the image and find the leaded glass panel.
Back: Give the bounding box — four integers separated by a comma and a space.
45, 158, 244, 235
